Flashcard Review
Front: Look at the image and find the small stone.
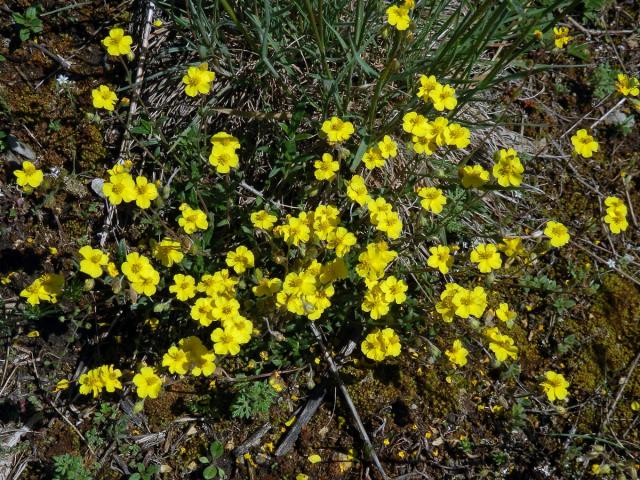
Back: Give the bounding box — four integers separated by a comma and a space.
91, 178, 106, 198
7, 135, 36, 160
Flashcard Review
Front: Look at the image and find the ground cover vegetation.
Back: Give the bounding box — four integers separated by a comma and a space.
1, 0, 639, 478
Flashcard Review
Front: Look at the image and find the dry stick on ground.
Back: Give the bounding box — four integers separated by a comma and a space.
567, 17, 635, 36
308, 322, 389, 480
602, 349, 640, 430
275, 342, 357, 456
574, 241, 640, 288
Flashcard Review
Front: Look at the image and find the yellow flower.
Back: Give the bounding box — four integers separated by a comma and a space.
14, 161, 44, 190
386, 5, 410, 31
190, 297, 215, 327
402, 111, 429, 137
252, 277, 282, 297
251, 210, 277, 230
162, 346, 190, 375
225, 246, 255, 274
470, 243, 502, 273
92, 85, 118, 111
52, 379, 71, 392
103, 172, 136, 205
209, 147, 239, 174
132, 366, 162, 399
182, 63, 215, 97
412, 135, 437, 155
459, 165, 489, 188
102, 27, 133, 56
361, 328, 401, 361
78, 368, 103, 397
314, 153, 340, 181
177, 203, 208, 234
346, 175, 370, 206
540, 371, 570, 401
571, 129, 598, 158
429, 84, 457, 111
436, 283, 461, 322
533, 29, 543, 41
321, 116, 354, 143
169, 273, 197, 301
211, 327, 242, 356
307, 454, 322, 464
380, 276, 408, 304
484, 327, 518, 362
152, 238, 184, 267
604, 196, 627, 214
553, 26, 572, 49
98, 365, 123, 393
296, 474, 309, 480
544, 221, 570, 248
498, 237, 525, 258
615, 73, 640, 97
427, 245, 454, 274
362, 146, 385, 170
121, 252, 151, 282
417, 75, 440, 102
604, 208, 628, 234
78, 245, 109, 278
424, 116, 449, 146
153, 19, 163, 27
445, 339, 469, 367
453, 286, 487, 319
444, 123, 471, 149
132, 176, 158, 209
417, 187, 446, 214
495, 303, 516, 324
493, 148, 524, 187
326, 227, 357, 257
130, 266, 160, 297
211, 131, 240, 150
377, 135, 398, 159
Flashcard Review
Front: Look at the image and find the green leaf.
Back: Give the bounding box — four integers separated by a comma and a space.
210, 441, 224, 459
203, 465, 218, 479
198, 456, 210, 464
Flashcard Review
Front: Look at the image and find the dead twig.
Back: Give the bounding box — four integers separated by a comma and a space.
602, 349, 640, 430
309, 323, 388, 480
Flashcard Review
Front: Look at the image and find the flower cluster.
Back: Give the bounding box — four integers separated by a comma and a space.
403, 112, 469, 158
177, 203, 208, 234
603, 196, 628, 234
492, 148, 524, 187
78, 365, 123, 397
445, 339, 469, 367
102, 163, 159, 208
163, 336, 216, 376
209, 131, 240, 174
416, 75, 459, 112
484, 327, 518, 362
361, 328, 402, 361
20, 273, 64, 306
121, 252, 160, 297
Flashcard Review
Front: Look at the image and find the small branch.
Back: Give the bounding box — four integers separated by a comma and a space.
590, 98, 626, 130
602, 350, 640, 430
309, 323, 388, 480
233, 423, 272, 457
567, 17, 635, 36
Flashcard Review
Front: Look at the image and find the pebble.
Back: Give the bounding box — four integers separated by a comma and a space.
7, 135, 36, 160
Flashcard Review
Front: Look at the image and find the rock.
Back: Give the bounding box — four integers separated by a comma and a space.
7, 135, 36, 160
91, 178, 106, 198
1, 150, 21, 166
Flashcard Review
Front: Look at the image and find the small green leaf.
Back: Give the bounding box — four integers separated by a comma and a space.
210, 441, 224, 459
198, 456, 210, 464
203, 465, 218, 479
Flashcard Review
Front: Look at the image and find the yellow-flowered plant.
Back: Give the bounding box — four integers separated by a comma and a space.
553, 26, 572, 49
469, 243, 502, 273
321, 116, 355, 143
615, 73, 639, 97
484, 327, 518, 362
427, 245, 454, 274
540, 371, 570, 401
79, 365, 123, 397
314, 153, 339, 181
603, 196, 628, 234
132, 366, 163, 399
445, 339, 469, 367
183, 63, 216, 97
92, 85, 118, 111
209, 131, 240, 174
493, 148, 524, 187
544, 221, 570, 247
78, 246, 109, 279
20, 273, 64, 306
385, 5, 411, 31
14, 161, 44, 192
571, 129, 599, 158
361, 328, 402, 361
177, 203, 208, 234
102, 27, 133, 56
